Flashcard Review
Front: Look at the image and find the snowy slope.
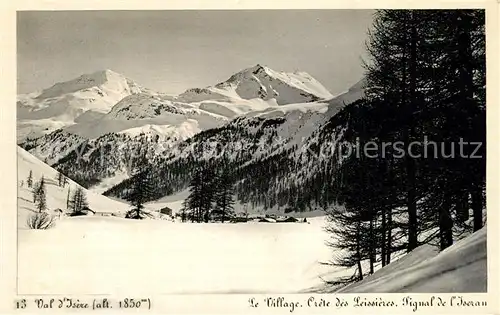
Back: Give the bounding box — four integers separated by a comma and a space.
305, 227, 487, 293
339, 227, 487, 293
17, 146, 130, 228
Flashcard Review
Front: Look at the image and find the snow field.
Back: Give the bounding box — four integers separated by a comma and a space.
17, 146, 487, 295
18, 216, 333, 294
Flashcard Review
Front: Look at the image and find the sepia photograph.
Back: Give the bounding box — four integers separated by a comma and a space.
16, 8, 487, 296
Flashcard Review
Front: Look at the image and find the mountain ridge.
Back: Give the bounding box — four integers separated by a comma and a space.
19, 65, 364, 206
18, 65, 338, 143
177, 64, 333, 105
17, 69, 145, 141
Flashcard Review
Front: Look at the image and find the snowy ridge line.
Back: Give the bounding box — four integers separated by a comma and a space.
19, 66, 364, 207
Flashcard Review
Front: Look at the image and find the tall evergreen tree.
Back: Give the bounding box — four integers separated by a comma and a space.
325, 9, 485, 287
56, 171, 68, 188
179, 199, 188, 222
182, 164, 217, 223
325, 206, 368, 285
66, 186, 72, 210
434, 10, 485, 233
34, 176, 47, 212
70, 187, 89, 215
182, 168, 203, 222
56, 171, 64, 187
126, 161, 154, 220
27, 170, 33, 188
364, 10, 430, 252
213, 170, 235, 222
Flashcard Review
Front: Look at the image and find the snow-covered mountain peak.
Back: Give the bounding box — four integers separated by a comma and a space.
215, 63, 274, 87
17, 69, 146, 141
35, 69, 142, 100
210, 64, 334, 105
235, 63, 269, 76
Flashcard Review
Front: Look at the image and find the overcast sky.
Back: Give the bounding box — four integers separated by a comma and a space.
17, 10, 374, 95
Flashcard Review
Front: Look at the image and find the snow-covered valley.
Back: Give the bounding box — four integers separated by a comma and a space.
17, 147, 333, 294
17, 147, 487, 294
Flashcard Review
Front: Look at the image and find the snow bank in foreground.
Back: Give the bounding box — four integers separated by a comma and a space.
18, 216, 332, 294
337, 227, 487, 293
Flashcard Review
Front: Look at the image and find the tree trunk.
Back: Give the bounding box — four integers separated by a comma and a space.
357, 259, 363, 281
369, 218, 375, 274
386, 208, 392, 264
203, 206, 209, 223
406, 146, 418, 251
455, 189, 470, 223
396, 11, 417, 253
471, 184, 483, 231
406, 12, 418, 252
381, 207, 387, 267
221, 194, 226, 223
456, 11, 484, 233
439, 192, 454, 250
356, 221, 364, 281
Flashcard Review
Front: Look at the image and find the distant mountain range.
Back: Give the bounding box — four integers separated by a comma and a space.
18, 64, 364, 211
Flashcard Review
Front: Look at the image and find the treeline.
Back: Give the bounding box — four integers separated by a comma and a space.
322, 10, 486, 285
118, 154, 233, 221
180, 162, 235, 223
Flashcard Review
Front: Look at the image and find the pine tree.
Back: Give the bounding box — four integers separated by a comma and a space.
325, 205, 370, 285
213, 170, 235, 222
324, 10, 486, 288
32, 179, 40, 203
34, 176, 47, 212
201, 166, 217, 223
181, 170, 200, 222
27, 170, 33, 188
183, 164, 217, 223
180, 199, 188, 222
364, 10, 429, 252
434, 10, 485, 234
56, 171, 64, 187
69, 187, 89, 215
56, 171, 68, 188
126, 159, 154, 219
66, 186, 72, 210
